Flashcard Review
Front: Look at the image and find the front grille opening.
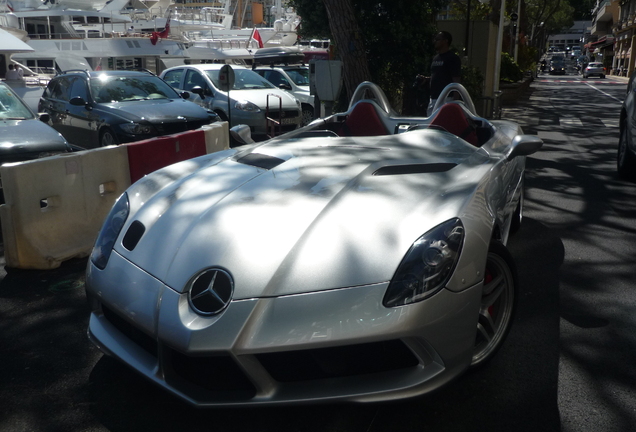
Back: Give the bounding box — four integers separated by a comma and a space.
169, 350, 257, 396
256, 340, 419, 382
122, 220, 145, 251
102, 305, 158, 357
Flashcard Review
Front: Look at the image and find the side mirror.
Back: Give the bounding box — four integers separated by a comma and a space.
180, 91, 190, 100
278, 83, 292, 91
69, 96, 87, 106
230, 124, 255, 145
506, 135, 543, 160
38, 112, 50, 123
190, 86, 205, 98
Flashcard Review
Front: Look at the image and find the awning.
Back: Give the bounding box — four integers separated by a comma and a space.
0, 28, 34, 53
160, 58, 186, 69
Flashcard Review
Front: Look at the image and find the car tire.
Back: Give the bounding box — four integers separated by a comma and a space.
617, 124, 636, 180
301, 106, 314, 126
99, 128, 118, 147
470, 241, 517, 369
601, 74, 606, 79
510, 178, 524, 234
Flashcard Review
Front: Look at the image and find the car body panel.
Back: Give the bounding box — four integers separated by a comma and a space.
0, 82, 71, 165
86, 83, 541, 406
584, 62, 605, 78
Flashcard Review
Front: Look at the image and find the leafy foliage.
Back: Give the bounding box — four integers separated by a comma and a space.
461, 64, 484, 101
500, 52, 524, 82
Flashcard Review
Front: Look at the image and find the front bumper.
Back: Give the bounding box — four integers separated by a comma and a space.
86, 251, 482, 406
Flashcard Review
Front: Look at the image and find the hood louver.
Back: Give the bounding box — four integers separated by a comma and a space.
373, 163, 457, 176
236, 153, 286, 170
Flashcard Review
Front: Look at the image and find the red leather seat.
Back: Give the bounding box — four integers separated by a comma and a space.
338, 101, 388, 137
429, 103, 479, 146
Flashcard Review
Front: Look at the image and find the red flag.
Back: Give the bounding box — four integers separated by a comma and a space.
151, 12, 171, 45
251, 28, 264, 48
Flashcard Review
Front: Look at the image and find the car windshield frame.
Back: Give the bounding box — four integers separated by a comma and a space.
205, 68, 276, 91
89, 74, 181, 103
0, 83, 36, 120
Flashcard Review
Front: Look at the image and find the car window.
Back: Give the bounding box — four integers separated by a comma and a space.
90, 75, 179, 103
261, 70, 289, 87
285, 68, 310, 86
49, 76, 73, 101
184, 70, 209, 92
163, 69, 184, 89
205, 68, 275, 90
0, 84, 35, 120
70, 76, 89, 101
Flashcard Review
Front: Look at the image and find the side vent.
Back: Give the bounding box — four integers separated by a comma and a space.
122, 221, 146, 251
236, 153, 285, 170
373, 163, 457, 176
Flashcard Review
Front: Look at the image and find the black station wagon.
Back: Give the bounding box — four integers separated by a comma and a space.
38, 70, 219, 148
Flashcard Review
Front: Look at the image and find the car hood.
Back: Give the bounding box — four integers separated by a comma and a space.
114, 130, 491, 299
230, 88, 298, 109
0, 119, 69, 162
99, 99, 210, 122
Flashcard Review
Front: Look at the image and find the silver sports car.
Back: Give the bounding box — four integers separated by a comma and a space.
86, 82, 543, 406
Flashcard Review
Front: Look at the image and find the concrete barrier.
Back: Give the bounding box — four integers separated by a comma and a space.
0, 122, 231, 270
0, 146, 131, 269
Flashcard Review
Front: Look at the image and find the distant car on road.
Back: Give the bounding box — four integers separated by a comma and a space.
160, 64, 301, 141
38, 70, 218, 148
618, 71, 636, 179
583, 62, 606, 79
549, 60, 567, 75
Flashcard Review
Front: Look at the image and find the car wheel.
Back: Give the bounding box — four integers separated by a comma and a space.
510, 179, 524, 234
301, 107, 314, 126
470, 241, 517, 368
100, 128, 118, 147
617, 124, 636, 180
601, 74, 605, 79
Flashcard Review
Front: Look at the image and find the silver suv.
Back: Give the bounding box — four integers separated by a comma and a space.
583, 62, 606, 79
253, 65, 315, 126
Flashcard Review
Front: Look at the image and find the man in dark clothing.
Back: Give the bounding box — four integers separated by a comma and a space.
427, 31, 461, 115
414, 31, 462, 116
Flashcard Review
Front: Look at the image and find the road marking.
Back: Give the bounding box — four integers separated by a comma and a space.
560, 117, 583, 127
581, 81, 624, 103
601, 119, 619, 128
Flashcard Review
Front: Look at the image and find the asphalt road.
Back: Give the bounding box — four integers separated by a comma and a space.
0, 73, 634, 432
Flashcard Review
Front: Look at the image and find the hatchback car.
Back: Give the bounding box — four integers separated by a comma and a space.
549, 60, 566, 75
0, 81, 71, 166
583, 62, 606, 79
160, 64, 301, 140
38, 70, 219, 148
253, 65, 314, 126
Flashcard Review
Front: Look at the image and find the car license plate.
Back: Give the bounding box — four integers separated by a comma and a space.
281, 117, 299, 125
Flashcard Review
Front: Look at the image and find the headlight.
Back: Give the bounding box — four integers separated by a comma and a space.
234, 100, 261, 112
383, 218, 464, 307
90, 192, 129, 270
119, 122, 154, 135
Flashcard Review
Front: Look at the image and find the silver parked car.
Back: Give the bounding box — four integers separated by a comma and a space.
583, 62, 606, 78
160, 64, 301, 140
86, 82, 542, 406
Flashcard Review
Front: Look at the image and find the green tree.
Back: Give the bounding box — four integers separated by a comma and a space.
289, 0, 448, 108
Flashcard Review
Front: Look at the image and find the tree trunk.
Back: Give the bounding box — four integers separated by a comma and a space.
321, 0, 372, 100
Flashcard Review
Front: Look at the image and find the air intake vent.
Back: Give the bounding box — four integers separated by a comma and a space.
122, 220, 146, 251
236, 153, 285, 170
373, 163, 456, 176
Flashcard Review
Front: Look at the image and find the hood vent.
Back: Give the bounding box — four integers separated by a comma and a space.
373, 163, 457, 176
122, 220, 146, 251
236, 153, 286, 170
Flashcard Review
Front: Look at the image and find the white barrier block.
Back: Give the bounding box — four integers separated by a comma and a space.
0, 146, 131, 269
203, 122, 230, 154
